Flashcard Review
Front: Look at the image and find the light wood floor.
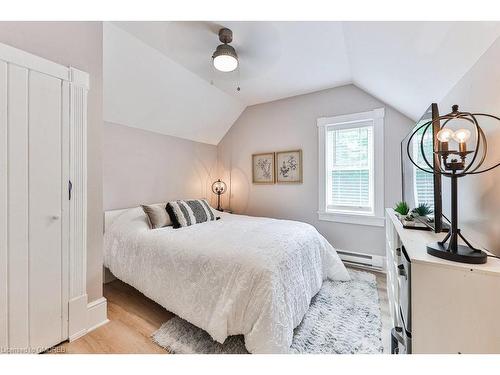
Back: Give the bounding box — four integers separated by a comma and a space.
55, 268, 391, 354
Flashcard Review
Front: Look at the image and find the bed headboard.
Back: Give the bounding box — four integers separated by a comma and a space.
104, 202, 168, 232
104, 207, 134, 232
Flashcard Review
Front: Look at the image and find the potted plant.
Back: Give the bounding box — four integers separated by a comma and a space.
394, 201, 410, 218
412, 203, 434, 218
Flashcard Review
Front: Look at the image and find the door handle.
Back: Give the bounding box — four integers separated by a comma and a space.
51, 215, 60, 220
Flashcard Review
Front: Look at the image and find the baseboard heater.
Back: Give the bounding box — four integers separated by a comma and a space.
337, 250, 385, 272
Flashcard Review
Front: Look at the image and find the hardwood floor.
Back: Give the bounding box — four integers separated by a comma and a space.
55, 268, 391, 354
56, 280, 173, 353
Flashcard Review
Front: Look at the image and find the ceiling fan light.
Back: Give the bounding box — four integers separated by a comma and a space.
213, 55, 238, 72
212, 44, 238, 72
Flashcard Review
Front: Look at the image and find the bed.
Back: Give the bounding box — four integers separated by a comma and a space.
104, 206, 350, 353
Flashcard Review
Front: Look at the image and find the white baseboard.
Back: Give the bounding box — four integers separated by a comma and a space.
87, 297, 109, 333
69, 296, 108, 341
69, 329, 88, 342
337, 249, 386, 273
68, 294, 88, 341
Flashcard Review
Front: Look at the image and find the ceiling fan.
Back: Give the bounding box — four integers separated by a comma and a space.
212, 28, 238, 73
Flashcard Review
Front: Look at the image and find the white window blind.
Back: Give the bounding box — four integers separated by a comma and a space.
412, 127, 435, 210
326, 122, 374, 213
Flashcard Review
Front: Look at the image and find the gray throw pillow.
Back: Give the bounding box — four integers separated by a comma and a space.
166, 199, 217, 229
141, 203, 172, 229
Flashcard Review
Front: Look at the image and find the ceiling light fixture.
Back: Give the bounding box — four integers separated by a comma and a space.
212, 28, 238, 73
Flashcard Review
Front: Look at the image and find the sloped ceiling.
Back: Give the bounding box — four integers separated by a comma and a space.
104, 21, 500, 145
103, 22, 245, 145
343, 22, 500, 120
111, 21, 352, 106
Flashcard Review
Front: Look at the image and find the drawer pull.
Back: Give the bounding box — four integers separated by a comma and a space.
398, 264, 406, 277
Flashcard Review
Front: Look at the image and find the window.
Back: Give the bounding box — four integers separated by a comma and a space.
317, 108, 384, 226
327, 123, 374, 213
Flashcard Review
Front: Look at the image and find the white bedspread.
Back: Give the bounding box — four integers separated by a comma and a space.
104, 207, 350, 353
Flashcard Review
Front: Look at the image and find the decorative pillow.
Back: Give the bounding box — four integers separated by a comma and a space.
166, 199, 217, 229
141, 203, 172, 229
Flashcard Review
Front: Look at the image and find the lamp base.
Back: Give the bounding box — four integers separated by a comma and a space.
427, 242, 487, 264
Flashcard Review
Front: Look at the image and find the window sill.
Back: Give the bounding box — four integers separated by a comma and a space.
318, 211, 385, 227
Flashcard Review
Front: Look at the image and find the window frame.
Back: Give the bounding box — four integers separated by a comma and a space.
317, 108, 385, 227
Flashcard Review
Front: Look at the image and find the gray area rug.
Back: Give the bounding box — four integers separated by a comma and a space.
152, 269, 383, 354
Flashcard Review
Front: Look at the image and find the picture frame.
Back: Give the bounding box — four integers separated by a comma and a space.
275, 149, 303, 184
252, 152, 275, 184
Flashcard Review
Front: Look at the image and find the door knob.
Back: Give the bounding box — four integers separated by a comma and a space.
51, 215, 60, 220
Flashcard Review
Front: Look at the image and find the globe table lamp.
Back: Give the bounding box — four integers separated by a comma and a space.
407, 105, 500, 264
212, 179, 227, 211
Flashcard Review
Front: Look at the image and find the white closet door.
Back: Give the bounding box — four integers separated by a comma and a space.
0, 62, 67, 352
1, 43, 89, 353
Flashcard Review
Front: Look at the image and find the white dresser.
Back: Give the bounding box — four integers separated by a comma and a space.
385, 208, 500, 353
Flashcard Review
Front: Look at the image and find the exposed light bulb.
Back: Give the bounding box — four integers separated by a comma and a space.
436, 128, 454, 143
212, 179, 227, 194
453, 128, 471, 143
213, 55, 238, 72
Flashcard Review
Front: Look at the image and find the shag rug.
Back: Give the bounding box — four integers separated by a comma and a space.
152, 269, 383, 354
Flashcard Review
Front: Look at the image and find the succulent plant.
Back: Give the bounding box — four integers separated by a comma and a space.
412, 203, 434, 217
394, 201, 410, 216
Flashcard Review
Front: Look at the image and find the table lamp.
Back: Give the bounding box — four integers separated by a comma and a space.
407, 105, 500, 264
211, 179, 227, 211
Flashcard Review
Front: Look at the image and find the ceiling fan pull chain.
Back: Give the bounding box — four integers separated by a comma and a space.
237, 65, 241, 92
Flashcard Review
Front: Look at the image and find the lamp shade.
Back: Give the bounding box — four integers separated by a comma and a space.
212, 179, 227, 195
212, 44, 238, 72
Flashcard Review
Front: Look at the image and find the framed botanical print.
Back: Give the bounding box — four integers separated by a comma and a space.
252, 152, 275, 184
276, 150, 303, 183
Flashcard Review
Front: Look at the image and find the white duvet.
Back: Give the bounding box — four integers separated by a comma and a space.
104, 207, 350, 353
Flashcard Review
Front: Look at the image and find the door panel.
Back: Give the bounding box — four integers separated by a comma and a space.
0, 61, 7, 350
28, 71, 63, 350
7, 64, 30, 349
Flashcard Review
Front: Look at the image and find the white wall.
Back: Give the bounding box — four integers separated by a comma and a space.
104, 122, 218, 211
0, 22, 104, 302
217, 84, 413, 256
438, 37, 500, 255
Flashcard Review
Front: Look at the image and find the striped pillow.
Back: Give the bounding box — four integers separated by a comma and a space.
166, 199, 217, 228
